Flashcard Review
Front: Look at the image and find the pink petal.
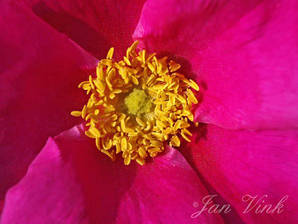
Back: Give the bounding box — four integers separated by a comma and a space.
0, 2, 97, 199
133, 0, 298, 129
1, 125, 223, 224
23, 0, 146, 59
182, 124, 298, 223
0, 200, 3, 215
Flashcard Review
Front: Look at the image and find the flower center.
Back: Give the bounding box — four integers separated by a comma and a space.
71, 41, 199, 165
124, 88, 152, 116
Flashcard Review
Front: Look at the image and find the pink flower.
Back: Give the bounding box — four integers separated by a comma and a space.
1, 0, 298, 223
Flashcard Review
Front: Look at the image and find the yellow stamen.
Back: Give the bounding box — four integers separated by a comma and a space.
70, 111, 82, 117
71, 41, 199, 165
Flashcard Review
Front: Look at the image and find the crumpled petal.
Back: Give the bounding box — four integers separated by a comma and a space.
1, 124, 224, 224
0, 1, 97, 199
23, 0, 146, 59
133, 0, 298, 130
182, 124, 298, 224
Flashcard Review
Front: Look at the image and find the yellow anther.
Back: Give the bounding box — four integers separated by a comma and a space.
189, 79, 200, 91
121, 137, 128, 151
124, 56, 131, 66
130, 40, 139, 52
115, 142, 121, 154
82, 84, 90, 91
183, 128, 192, 137
138, 147, 147, 158
170, 135, 181, 147
70, 111, 81, 117
95, 137, 100, 149
81, 105, 87, 118
144, 121, 152, 132
85, 130, 96, 139
131, 76, 139, 85
96, 65, 104, 80
181, 131, 192, 142
89, 126, 100, 138
136, 117, 146, 127
71, 41, 199, 165
89, 75, 95, 89
102, 150, 116, 161
106, 47, 114, 59
136, 158, 145, 166
100, 59, 113, 67
140, 50, 146, 64
78, 81, 89, 88
148, 62, 156, 73
187, 88, 198, 104
103, 139, 113, 150
124, 155, 131, 165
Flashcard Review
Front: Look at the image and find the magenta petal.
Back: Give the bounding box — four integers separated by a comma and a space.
23, 0, 146, 59
1, 125, 223, 224
134, 0, 298, 129
0, 2, 97, 199
183, 125, 298, 223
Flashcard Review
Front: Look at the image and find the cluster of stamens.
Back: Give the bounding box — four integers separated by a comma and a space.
71, 41, 199, 165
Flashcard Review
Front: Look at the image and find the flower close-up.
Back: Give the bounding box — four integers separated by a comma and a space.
1, 0, 298, 224
71, 41, 199, 165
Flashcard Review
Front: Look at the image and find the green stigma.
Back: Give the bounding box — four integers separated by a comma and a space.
124, 88, 152, 116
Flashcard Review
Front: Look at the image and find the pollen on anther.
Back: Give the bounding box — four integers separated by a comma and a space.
71, 41, 199, 165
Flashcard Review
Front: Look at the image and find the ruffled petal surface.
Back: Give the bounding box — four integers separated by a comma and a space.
1, 125, 224, 224
23, 0, 146, 59
0, 2, 97, 199
182, 124, 298, 223
133, 0, 298, 129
